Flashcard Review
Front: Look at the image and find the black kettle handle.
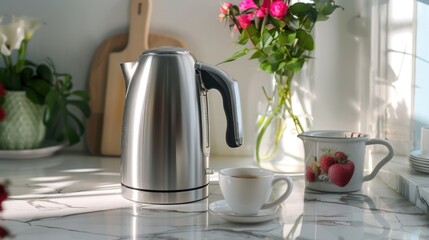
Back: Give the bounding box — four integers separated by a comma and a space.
196, 62, 243, 148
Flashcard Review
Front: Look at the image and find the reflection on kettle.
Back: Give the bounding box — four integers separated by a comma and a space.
120, 47, 243, 204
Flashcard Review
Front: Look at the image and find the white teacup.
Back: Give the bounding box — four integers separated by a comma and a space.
218, 167, 293, 216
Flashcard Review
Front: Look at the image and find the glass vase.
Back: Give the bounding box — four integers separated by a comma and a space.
0, 91, 46, 150
254, 73, 312, 174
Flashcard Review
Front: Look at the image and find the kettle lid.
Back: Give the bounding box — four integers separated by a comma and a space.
143, 46, 190, 56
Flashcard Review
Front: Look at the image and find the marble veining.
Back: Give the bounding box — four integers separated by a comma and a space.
0, 152, 428, 239
378, 154, 429, 214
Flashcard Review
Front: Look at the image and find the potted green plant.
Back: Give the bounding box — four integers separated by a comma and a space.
0, 16, 90, 150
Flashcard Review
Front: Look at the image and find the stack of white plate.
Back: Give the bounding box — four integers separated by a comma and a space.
409, 150, 429, 173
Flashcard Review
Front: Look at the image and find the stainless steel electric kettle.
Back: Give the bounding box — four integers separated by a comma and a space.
120, 47, 243, 204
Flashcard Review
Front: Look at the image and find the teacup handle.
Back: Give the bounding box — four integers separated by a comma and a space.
261, 176, 293, 210
363, 138, 394, 182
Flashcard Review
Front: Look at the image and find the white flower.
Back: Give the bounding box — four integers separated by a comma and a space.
12, 16, 42, 40
0, 20, 25, 56
0, 33, 9, 56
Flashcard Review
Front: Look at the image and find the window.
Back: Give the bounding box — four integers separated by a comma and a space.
413, 0, 429, 151
369, 0, 423, 155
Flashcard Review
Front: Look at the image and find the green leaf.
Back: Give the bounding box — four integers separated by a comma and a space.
20, 67, 34, 83
305, 8, 319, 24
37, 64, 53, 82
72, 90, 90, 101
270, 16, 286, 29
261, 30, 274, 48
26, 79, 51, 97
284, 58, 305, 73
43, 90, 59, 124
218, 48, 249, 65
316, 0, 343, 21
277, 30, 296, 45
289, 2, 314, 18
1, 72, 21, 90
249, 50, 264, 60
317, 0, 343, 15
69, 113, 85, 135
259, 60, 274, 73
65, 126, 80, 146
238, 29, 249, 45
246, 25, 260, 45
25, 88, 44, 105
296, 29, 314, 51
43, 104, 52, 124
67, 100, 91, 118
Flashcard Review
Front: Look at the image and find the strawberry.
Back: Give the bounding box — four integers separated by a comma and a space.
328, 160, 355, 187
334, 151, 348, 161
305, 166, 316, 182
319, 154, 336, 173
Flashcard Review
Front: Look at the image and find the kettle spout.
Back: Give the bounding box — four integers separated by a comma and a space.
120, 61, 138, 90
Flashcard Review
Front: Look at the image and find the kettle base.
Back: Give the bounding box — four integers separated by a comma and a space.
121, 184, 209, 204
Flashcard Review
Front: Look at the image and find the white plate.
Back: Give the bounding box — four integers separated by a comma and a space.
409, 156, 429, 163
410, 150, 429, 161
409, 158, 429, 167
409, 162, 429, 173
0, 144, 65, 159
209, 200, 281, 224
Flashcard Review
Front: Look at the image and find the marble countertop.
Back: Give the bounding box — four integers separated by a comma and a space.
0, 152, 428, 239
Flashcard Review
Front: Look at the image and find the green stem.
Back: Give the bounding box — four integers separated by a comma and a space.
255, 73, 305, 162
2, 55, 12, 71
255, 114, 286, 161
16, 39, 28, 73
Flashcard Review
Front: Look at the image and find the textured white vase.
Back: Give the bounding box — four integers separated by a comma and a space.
0, 91, 46, 150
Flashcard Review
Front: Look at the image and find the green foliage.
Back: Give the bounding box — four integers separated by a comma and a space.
41, 60, 90, 146
220, 0, 342, 78
0, 58, 90, 146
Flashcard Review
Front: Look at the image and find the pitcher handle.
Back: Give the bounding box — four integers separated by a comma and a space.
363, 139, 394, 182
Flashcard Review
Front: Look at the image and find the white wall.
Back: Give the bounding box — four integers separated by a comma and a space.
0, 0, 366, 156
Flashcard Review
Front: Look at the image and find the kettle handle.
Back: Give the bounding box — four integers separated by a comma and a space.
196, 62, 243, 148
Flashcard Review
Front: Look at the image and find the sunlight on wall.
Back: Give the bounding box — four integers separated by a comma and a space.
370, 0, 415, 155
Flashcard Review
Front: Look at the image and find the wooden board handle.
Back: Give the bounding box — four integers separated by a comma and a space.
127, 0, 151, 52
99, 0, 153, 156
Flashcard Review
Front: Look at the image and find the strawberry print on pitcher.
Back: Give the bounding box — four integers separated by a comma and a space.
305, 149, 355, 187
298, 131, 395, 193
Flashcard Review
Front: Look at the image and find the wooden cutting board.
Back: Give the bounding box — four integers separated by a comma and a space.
86, 0, 185, 155
86, 33, 185, 155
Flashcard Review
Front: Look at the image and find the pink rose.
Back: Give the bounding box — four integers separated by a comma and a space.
0, 226, 10, 239
219, 2, 232, 15
0, 184, 7, 211
219, 2, 233, 20
0, 107, 5, 121
236, 14, 253, 29
255, 7, 269, 18
270, 1, 288, 19
238, 0, 257, 11
0, 83, 6, 97
255, 0, 271, 18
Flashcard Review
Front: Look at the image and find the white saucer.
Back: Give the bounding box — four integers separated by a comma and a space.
0, 144, 65, 159
208, 200, 281, 224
